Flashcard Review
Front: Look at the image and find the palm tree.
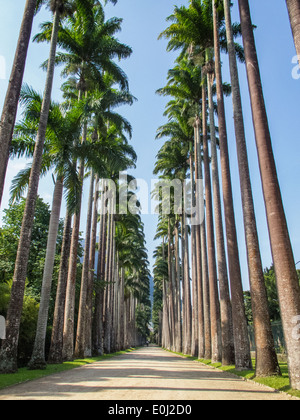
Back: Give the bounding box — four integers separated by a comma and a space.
153, 244, 169, 347
222, 0, 280, 377
25, 2, 131, 361
153, 216, 175, 351
159, 4, 236, 363
0, 0, 78, 374
158, 0, 252, 369
0, 0, 37, 205
167, 218, 176, 352
8, 86, 97, 369
73, 85, 136, 359
193, 118, 205, 360
92, 191, 107, 356
195, 111, 211, 360
43, 3, 133, 361
238, 0, 300, 390
202, 74, 222, 363
84, 171, 99, 356
286, 0, 300, 66
73, 171, 95, 359
91, 174, 150, 353
27, 112, 83, 369
116, 208, 150, 348
93, 175, 139, 355
106, 182, 150, 350
210, 0, 235, 367
157, 1, 241, 368
47, 210, 72, 364
75, 123, 137, 359
38, 2, 132, 93
173, 216, 182, 353
154, 121, 192, 354
188, 153, 199, 358
156, 65, 206, 353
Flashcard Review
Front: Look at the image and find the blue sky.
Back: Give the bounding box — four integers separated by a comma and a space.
0, 0, 299, 290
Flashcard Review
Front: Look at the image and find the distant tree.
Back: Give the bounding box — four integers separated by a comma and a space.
0, 196, 85, 366
0, 196, 63, 295
136, 303, 151, 342
243, 291, 253, 325
0, 282, 39, 367
263, 265, 281, 322
244, 265, 300, 325
152, 276, 163, 343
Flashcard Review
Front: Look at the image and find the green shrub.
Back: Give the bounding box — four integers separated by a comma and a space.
0, 282, 39, 367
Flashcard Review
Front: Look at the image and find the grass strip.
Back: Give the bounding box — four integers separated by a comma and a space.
164, 348, 300, 399
0, 348, 137, 391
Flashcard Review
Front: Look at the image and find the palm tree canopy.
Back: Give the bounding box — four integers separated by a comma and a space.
159, 0, 245, 63
34, 1, 132, 91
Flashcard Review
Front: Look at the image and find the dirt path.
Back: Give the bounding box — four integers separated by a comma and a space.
0, 347, 295, 400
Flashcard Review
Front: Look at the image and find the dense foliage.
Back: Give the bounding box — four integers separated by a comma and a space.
0, 0, 151, 371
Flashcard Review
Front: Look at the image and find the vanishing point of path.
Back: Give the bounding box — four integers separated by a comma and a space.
0, 347, 296, 400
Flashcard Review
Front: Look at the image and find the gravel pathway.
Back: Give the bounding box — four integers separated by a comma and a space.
0, 347, 296, 400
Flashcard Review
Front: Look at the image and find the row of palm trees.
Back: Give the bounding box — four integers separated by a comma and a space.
153, 0, 300, 391
0, 0, 151, 372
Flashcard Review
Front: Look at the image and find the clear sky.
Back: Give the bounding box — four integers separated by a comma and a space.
0, 0, 299, 290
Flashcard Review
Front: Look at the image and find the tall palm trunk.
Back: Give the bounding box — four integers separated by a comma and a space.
200, 90, 211, 360
119, 267, 125, 350
204, 76, 222, 364
104, 206, 114, 354
48, 211, 72, 364
162, 238, 171, 349
238, 0, 300, 388
182, 203, 192, 355
190, 153, 199, 358
28, 177, 64, 370
92, 181, 104, 355
123, 297, 128, 349
180, 217, 186, 351
114, 263, 120, 351
0, 10, 60, 373
74, 173, 95, 359
86, 175, 99, 357
191, 221, 198, 356
167, 219, 176, 351
113, 264, 118, 351
128, 296, 132, 346
200, 199, 211, 360
110, 232, 117, 352
0, 0, 37, 204
174, 221, 182, 353
158, 310, 163, 347
223, 0, 280, 377
107, 211, 115, 353
212, 1, 235, 366
124, 297, 129, 349
92, 205, 107, 356
62, 82, 89, 360
194, 120, 205, 359
114, 255, 119, 350
103, 216, 111, 353
129, 296, 135, 346
62, 158, 85, 361
286, 0, 300, 66
203, 32, 251, 374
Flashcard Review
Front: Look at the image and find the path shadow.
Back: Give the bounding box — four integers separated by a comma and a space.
0, 348, 281, 400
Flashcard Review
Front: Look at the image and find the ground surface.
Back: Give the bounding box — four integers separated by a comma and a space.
0, 347, 296, 400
